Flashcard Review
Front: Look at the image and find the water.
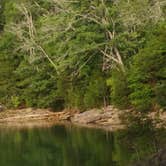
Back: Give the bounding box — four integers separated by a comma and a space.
0, 125, 165, 166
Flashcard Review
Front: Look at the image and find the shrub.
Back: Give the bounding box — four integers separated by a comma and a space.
107, 70, 130, 109
128, 24, 166, 111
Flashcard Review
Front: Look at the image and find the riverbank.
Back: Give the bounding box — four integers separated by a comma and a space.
71, 106, 166, 130
0, 106, 165, 130
0, 108, 71, 128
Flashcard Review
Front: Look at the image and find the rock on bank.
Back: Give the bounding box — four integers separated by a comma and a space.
71, 106, 126, 130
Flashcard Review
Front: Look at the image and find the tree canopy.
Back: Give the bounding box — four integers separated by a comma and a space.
0, 0, 165, 111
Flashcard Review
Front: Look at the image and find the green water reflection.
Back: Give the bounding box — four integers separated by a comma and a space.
0, 125, 165, 166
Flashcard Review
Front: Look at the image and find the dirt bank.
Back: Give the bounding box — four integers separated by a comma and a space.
0, 106, 165, 130
71, 106, 166, 130
0, 108, 71, 128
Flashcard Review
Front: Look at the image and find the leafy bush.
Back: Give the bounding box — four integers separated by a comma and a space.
84, 71, 107, 109
107, 70, 130, 109
11, 96, 21, 108
128, 24, 166, 111
155, 82, 166, 109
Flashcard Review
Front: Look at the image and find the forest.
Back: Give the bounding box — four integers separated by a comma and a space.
0, 0, 165, 112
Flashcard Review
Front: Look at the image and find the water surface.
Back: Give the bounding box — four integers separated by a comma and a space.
0, 125, 165, 166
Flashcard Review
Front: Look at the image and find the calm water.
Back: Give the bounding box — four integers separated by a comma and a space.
0, 125, 165, 166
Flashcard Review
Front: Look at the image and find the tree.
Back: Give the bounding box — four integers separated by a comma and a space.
0, 0, 165, 111
0, 0, 5, 31
128, 24, 166, 111
0, 32, 20, 106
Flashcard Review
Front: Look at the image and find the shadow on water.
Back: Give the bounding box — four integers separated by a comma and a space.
0, 124, 165, 166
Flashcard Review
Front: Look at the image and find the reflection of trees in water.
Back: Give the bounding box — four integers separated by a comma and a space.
0, 126, 165, 166
117, 128, 166, 165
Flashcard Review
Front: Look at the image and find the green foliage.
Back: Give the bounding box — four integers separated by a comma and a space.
11, 96, 21, 108
0, 32, 20, 106
14, 61, 61, 109
0, 0, 165, 112
83, 71, 107, 109
55, 69, 107, 110
107, 71, 130, 109
129, 84, 153, 111
0, 0, 5, 31
3, 0, 22, 23
128, 24, 166, 111
155, 82, 166, 108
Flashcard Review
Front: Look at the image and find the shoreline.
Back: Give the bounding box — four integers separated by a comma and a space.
0, 106, 165, 130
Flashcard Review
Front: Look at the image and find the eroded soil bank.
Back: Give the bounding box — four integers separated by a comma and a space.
0, 106, 165, 130
0, 108, 71, 128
